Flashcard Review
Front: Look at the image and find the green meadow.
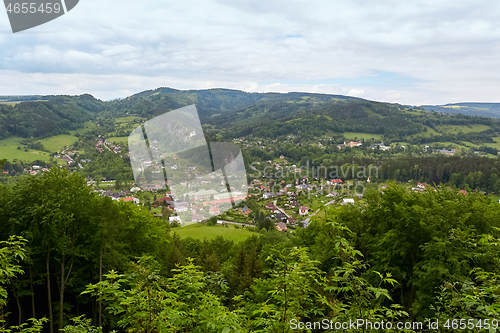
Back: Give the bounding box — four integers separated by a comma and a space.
172, 223, 257, 242
40, 135, 78, 152
108, 137, 129, 145
0, 137, 51, 162
436, 124, 491, 134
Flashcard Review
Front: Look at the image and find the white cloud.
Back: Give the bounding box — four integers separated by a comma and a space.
0, 0, 500, 104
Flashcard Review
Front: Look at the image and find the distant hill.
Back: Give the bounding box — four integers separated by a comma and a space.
0, 94, 104, 139
0, 95, 45, 102
421, 103, 500, 118
1, 88, 500, 148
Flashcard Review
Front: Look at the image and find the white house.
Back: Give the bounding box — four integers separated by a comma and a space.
299, 206, 310, 216
169, 216, 181, 223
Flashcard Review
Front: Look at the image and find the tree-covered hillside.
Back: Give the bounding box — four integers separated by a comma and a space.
2, 88, 500, 148
0, 170, 498, 332
0, 94, 104, 139
422, 103, 500, 118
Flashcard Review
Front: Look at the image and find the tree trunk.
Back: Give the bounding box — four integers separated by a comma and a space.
13, 287, 22, 325
29, 265, 36, 318
59, 254, 65, 330
46, 252, 54, 333
58, 255, 73, 330
98, 248, 103, 327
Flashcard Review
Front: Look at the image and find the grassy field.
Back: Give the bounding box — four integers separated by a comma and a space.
40, 135, 78, 152
108, 136, 129, 145
436, 124, 491, 134
171, 223, 257, 242
69, 121, 97, 136
412, 126, 440, 138
343, 132, 383, 140
0, 137, 50, 162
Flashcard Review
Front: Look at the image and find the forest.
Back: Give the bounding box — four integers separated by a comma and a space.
0, 169, 498, 332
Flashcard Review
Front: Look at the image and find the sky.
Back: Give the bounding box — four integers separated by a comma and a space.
1, 0, 500, 105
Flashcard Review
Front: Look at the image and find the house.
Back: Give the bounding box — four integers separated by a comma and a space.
342, 198, 355, 205
263, 192, 275, 199
439, 149, 456, 156
417, 182, 427, 189
296, 184, 309, 191
371, 144, 391, 151
130, 186, 141, 193
459, 190, 468, 195
275, 212, 287, 222
276, 222, 287, 232
330, 179, 343, 184
299, 206, 310, 216
156, 195, 174, 204
346, 141, 362, 148
169, 216, 182, 224
122, 197, 140, 205
265, 202, 275, 209
241, 206, 252, 215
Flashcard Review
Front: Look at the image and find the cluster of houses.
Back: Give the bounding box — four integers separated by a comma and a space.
370, 143, 391, 151
25, 165, 49, 175
95, 136, 122, 154
95, 188, 141, 204
337, 141, 363, 149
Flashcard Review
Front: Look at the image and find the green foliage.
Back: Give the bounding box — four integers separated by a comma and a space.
61, 316, 103, 333
0, 95, 103, 139
0, 318, 47, 333
84, 257, 242, 332
0, 169, 498, 331
331, 185, 500, 318
0, 236, 27, 308
0, 236, 47, 333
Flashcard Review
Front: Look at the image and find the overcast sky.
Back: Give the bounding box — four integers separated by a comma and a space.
0, 0, 500, 104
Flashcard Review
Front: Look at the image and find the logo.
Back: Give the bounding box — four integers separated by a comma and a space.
4, 0, 79, 33
128, 105, 248, 226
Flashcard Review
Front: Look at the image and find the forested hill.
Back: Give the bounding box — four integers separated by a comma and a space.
2, 88, 500, 145
422, 102, 500, 118
101, 88, 500, 145
0, 94, 104, 139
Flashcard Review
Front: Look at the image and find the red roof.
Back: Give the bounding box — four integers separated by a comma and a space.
266, 202, 276, 209
156, 196, 173, 203
122, 197, 134, 202
330, 179, 343, 184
